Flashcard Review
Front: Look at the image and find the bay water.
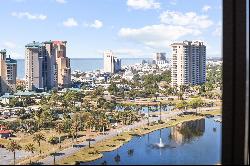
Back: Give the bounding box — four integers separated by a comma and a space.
16, 58, 150, 80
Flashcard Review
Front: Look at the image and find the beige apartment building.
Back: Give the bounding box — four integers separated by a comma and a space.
0, 49, 17, 94
25, 41, 71, 91
153, 52, 167, 65
53, 41, 71, 88
103, 50, 121, 73
25, 42, 47, 91
171, 41, 206, 87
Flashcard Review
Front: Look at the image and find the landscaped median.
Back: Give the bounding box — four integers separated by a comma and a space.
58, 109, 221, 165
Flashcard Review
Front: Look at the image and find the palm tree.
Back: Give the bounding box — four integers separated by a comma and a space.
159, 102, 162, 122
176, 100, 188, 113
99, 116, 108, 135
34, 108, 43, 130
85, 115, 94, 134
147, 105, 150, 126
48, 136, 58, 165
6, 140, 21, 165
86, 138, 95, 148
114, 149, 121, 164
24, 143, 35, 164
33, 133, 46, 154
127, 149, 134, 156
71, 113, 81, 142
189, 98, 204, 115
49, 92, 60, 109
55, 123, 64, 148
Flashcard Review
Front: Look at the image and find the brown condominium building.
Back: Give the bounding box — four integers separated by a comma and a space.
0, 49, 17, 95
25, 40, 71, 91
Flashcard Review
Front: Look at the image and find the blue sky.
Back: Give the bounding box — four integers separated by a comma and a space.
0, 0, 222, 59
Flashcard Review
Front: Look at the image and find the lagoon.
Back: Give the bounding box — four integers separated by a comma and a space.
81, 117, 221, 165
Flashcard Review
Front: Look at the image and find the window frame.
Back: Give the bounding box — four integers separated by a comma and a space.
222, 0, 248, 164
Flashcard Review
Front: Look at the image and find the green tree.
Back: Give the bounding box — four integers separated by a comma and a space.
55, 123, 64, 146
6, 140, 22, 165
108, 82, 119, 96
176, 100, 188, 113
24, 143, 35, 164
33, 133, 46, 154
48, 136, 58, 165
189, 98, 204, 115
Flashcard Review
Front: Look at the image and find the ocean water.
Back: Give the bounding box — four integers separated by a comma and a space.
16, 58, 150, 80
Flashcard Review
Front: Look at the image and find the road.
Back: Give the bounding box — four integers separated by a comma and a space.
36, 106, 220, 165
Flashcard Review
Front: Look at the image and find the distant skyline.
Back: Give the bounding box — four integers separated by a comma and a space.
0, 0, 222, 59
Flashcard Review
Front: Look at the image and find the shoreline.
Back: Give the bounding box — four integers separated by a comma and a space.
58, 109, 221, 165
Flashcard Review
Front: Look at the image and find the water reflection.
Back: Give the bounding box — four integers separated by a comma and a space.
169, 119, 205, 145
150, 129, 175, 149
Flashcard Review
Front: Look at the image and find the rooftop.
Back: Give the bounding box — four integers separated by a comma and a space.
25, 41, 43, 48
0, 93, 15, 99
5, 57, 17, 64
170, 40, 205, 46
0, 49, 7, 53
0, 130, 12, 134
14, 91, 35, 96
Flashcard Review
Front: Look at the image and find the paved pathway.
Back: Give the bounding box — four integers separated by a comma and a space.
37, 106, 220, 165
0, 148, 32, 165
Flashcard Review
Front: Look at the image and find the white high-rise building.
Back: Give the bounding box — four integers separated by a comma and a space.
171, 40, 206, 87
103, 50, 121, 73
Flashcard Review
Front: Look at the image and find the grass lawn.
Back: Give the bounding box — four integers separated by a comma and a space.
199, 109, 222, 116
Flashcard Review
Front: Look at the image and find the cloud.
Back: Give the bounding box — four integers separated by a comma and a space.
2, 41, 16, 49
160, 10, 213, 29
118, 10, 214, 49
63, 18, 78, 27
170, 0, 177, 5
11, 12, 47, 20
114, 48, 145, 56
202, 5, 211, 12
118, 24, 201, 49
14, 0, 26, 2
84, 20, 103, 29
127, 0, 160, 10
55, 0, 67, 4
97, 48, 148, 57
212, 22, 222, 37
9, 51, 23, 59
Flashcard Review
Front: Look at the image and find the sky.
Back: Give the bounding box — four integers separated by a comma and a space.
0, 0, 222, 59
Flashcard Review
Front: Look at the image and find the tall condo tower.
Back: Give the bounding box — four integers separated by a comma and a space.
171, 40, 206, 87
0, 49, 17, 94
25, 40, 71, 91
103, 50, 121, 73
